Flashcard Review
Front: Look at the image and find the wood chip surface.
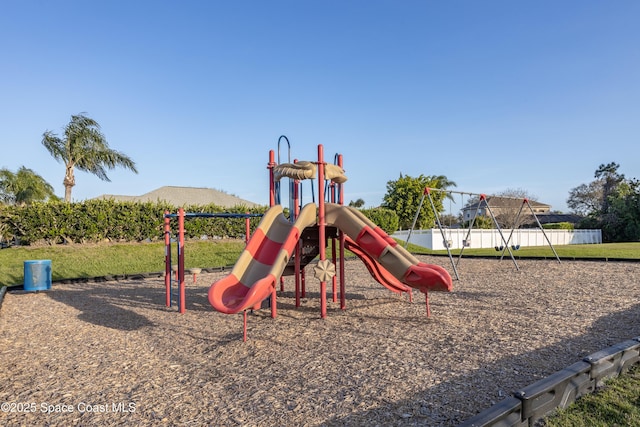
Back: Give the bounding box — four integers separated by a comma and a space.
1, 256, 639, 426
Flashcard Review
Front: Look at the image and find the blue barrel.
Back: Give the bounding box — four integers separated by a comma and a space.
23, 260, 52, 292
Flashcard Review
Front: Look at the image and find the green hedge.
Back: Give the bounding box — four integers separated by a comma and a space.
0, 201, 399, 246
542, 222, 574, 230
359, 207, 399, 234
0, 200, 267, 245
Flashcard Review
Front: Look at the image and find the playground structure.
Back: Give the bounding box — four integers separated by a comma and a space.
207, 139, 453, 339
163, 210, 262, 313
404, 187, 561, 279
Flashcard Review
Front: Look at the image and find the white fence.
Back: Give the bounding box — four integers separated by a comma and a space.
392, 228, 602, 251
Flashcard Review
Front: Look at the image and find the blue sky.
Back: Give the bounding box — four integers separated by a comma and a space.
1, 1, 638, 214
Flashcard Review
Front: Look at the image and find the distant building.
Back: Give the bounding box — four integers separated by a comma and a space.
461, 196, 551, 222
94, 186, 261, 208
461, 196, 582, 227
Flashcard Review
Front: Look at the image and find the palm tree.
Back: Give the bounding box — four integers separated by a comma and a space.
41, 113, 138, 202
0, 166, 58, 205
431, 174, 457, 199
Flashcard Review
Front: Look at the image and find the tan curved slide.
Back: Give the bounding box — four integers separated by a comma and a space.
208, 204, 318, 314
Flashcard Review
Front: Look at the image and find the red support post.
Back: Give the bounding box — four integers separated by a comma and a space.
243, 311, 248, 342
318, 144, 327, 318
244, 214, 250, 246
164, 211, 171, 307
425, 292, 431, 317
271, 286, 277, 318
291, 161, 300, 302
337, 154, 346, 310
294, 175, 302, 307
178, 208, 186, 314
293, 159, 301, 219
268, 150, 276, 207
330, 179, 337, 302
331, 223, 337, 303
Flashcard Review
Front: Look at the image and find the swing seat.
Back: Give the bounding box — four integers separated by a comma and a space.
443, 239, 452, 248
512, 245, 520, 250
494, 246, 503, 251
462, 239, 470, 247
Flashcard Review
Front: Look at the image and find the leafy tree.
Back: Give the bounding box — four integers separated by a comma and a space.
465, 215, 494, 229
348, 198, 365, 208
567, 181, 603, 216
492, 188, 539, 228
568, 162, 624, 218
600, 179, 640, 242
594, 161, 625, 215
439, 213, 459, 228
495, 188, 538, 201
570, 162, 639, 242
382, 173, 456, 230
360, 207, 399, 234
0, 166, 58, 206
41, 113, 138, 202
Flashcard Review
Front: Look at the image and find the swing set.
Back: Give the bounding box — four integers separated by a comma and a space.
405, 188, 561, 279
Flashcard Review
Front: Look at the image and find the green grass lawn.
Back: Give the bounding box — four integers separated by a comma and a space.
543, 364, 640, 426
1, 240, 639, 425
0, 240, 246, 286
1, 241, 638, 287
428, 242, 640, 259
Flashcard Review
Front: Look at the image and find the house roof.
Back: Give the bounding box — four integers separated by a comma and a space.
523, 213, 583, 225
463, 196, 551, 210
95, 186, 261, 208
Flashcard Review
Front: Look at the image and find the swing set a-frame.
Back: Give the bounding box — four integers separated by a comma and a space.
404, 187, 561, 280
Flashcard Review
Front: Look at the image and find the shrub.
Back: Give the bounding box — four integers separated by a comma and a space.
0, 200, 267, 246
359, 207, 399, 234
542, 222, 574, 230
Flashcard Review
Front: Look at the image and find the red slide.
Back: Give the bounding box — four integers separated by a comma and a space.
325, 204, 452, 294
343, 236, 412, 295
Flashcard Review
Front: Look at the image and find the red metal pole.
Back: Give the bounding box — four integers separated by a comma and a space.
295, 250, 301, 307
330, 181, 337, 302
294, 177, 301, 307
268, 150, 276, 207
293, 159, 300, 219
271, 286, 277, 318
272, 148, 282, 294
318, 144, 327, 318
243, 311, 248, 342
268, 149, 278, 316
338, 154, 346, 310
178, 208, 186, 314
331, 226, 337, 303
164, 211, 171, 307
425, 292, 431, 317
245, 214, 250, 246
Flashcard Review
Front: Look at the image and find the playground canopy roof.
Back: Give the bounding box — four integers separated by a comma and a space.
94, 186, 262, 208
